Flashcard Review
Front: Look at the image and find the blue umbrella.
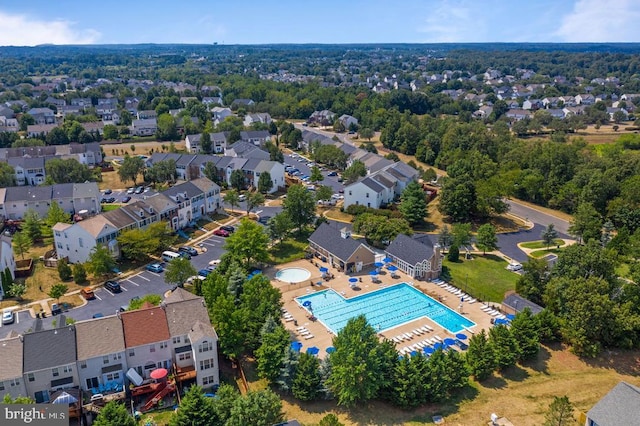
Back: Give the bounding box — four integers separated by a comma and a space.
369, 270, 378, 276
433, 342, 444, 350
306, 346, 320, 356
495, 318, 508, 325
410, 351, 418, 357
423, 346, 434, 354
319, 266, 328, 273
444, 338, 456, 346
374, 262, 384, 268
455, 333, 468, 340
326, 346, 336, 354
290, 341, 303, 352
383, 257, 393, 263
302, 300, 312, 307
348, 277, 358, 283
386, 265, 398, 272
506, 314, 516, 320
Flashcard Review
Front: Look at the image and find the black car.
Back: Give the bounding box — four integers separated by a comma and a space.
220, 225, 235, 233
179, 251, 191, 260
101, 197, 116, 203
258, 216, 271, 225
121, 196, 131, 203
104, 280, 121, 293
103, 189, 113, 195
179, 246, 198, 256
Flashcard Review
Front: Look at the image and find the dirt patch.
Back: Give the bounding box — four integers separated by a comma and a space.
103, 140, 186, 156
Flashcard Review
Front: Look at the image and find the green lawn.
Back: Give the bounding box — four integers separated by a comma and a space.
520, 239, 564, 249
529, 248, 563, 258
100, 204, 121, 212
441, 254, 518, 302
269, 238, 309, 264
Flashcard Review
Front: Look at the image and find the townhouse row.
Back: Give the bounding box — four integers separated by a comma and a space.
53, 177, 220, 264
0, 288, 219, 403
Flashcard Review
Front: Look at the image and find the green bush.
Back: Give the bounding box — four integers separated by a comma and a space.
58, 259, 72, 281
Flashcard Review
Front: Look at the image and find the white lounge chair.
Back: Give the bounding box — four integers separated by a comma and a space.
413, 329, 423, 335
296, 326, 306, 331
285, 317, 295, 322
433, 335, 443, 342
304, 334, 315, 340
299, 330, 311, 336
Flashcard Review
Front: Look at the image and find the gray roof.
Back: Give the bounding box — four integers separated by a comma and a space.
75, 316, 125, 360
7, 156, 45, 170
388, 161, 418, 179
228, 141, 259, 156
142, 193, 178, 213
72, 182, 100, 199
101, 208, 138, 229
241, 157, 263, 172
164, 297, 210, 337
188, 320, 218, 342
51, 183, 74, 199
5, 185, 51, 202
211, 131, 229, 143
163, 181, 204, 201
308, 222, 369, 262
23, 326, 77, 372
147, 152, 168, 165
385, 234, 435, 266
502, 293, 543, 315
240, 130, 270, 140
0, 336, 23, 380
176, 154, 197, 167
192, 155, 221, 168
587, 382, 640, 426
360, 177, 385, 193
190, 177, 218, 193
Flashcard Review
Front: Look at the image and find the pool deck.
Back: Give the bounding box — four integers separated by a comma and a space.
268, 259, 502, 358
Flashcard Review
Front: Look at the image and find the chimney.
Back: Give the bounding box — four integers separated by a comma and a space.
340, 227, 351, 239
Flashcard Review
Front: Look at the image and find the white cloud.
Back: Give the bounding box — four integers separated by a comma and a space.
0, 11, 100, 46
557, 0, 640, 42
418, 1, 487, 42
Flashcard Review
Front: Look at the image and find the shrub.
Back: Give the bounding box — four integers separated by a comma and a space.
57, 259, 72, 281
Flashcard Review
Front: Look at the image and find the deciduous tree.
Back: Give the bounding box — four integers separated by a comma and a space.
169, 385, 217, 426
45, 202, 71, 228
12, 231, 31, 260
94, 401, 136, 426
342, 160, 366, 183
23, 209, 42, 242
541, 223, 558, 249
165, 257, 197, 287
282, 184, 316, 233
568, 203, 602, 244
257, 171, 273, 194
118, 154, 145, 186
86, 245, 116, 277
224, 218, 270, 269
223, 189, 241, 213
256, 324, 290, 383
226, 389, 284, 426
476, 223, 498, 255
48, 283, 68, 303
292, 353, 322, 401
246, 192, 265, 215
230, 169, 246, 191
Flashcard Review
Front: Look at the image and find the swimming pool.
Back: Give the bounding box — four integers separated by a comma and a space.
276, 267, 311, 283
296, 283, 475, 334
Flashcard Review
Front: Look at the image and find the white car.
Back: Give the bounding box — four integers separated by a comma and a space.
506, 262, 523, 272
209, 259, 221, 267
2, 310, 14, 325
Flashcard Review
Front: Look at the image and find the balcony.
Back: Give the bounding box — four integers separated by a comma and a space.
174, 364, 196, 382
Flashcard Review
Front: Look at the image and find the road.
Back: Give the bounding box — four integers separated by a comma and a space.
506, 199, 571, 235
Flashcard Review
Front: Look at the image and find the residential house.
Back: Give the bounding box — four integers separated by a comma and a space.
0, 334, 27, 399
6, 156, 46, 186
53, 215, 120, 264
210, 132, 229, 154
607, 107, 629, 121
58, 105, 83, 118
69, 142, 103, 166
307, 223, 375, 273
252, 160, 285, 193
123, 97, 140, 114
473, 105, 493, 119
231, 99, 255, 108
131, 118, 157, 136
26, 123, 58, 138
240, 130, 271, 146
211, 107, 233, 125
308, 110, 336, 126
175, 154, 197, 181
202, 97, 223, 108
0, 116, 18, 133
342, 161, 418, 209
162, 178, 220, 228
163, 288, 219, 390
384, 234, 442, 279
45, 97, 66, 109
121, 306, 173, 380
243, 113, 272, 127
185, 134, 203, 154
522, 99, 542, 110
338, 114, 358, 130
75, 316, 126, 392
505, 109, 533, 121
27, 108, 56, 125
585, 381, 640, 426
575, 94, 596, 105
137, 110, 157, 120
0, 235, 16, 296
96, 98, 118, 118
0, 106, 16, 119
225, 141, 270, 161
22, 325, 79, 403
69, 98, 92, 109
501, 292, 543, 316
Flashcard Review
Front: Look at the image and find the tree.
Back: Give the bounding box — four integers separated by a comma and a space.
282, 184, 316, 233
292, 352, 322, 401
438, 179, 476, 222
342, 160, 366, 183
310, 166, 324, 184
2, 394, 35, 404
447, 244, 460, 262
230, 169, 246, 191
57, 259, 72, 281
200, 131, 212, 154
568, 203, 602, 244
165, 257, 197, 287
319, 414, 345, 426
223, 189, 241, 213
267, 212, 294, 245
156, 113, 179, 140
103, 124, 119, 140
46, 127, 69, 145
438, 225, 453, 252
0, 162, 15, 187
257, 171, 273, 194
489, 324, 520, 370
476, 223, 498, 255
8, 282, 26, 301
128, 294, 162, 310
315, 185, 333, 202
45, 202, 70, 228
224, 218, 270, 269
352, 213, 412, 247
326, 315, 395, 406
256, 324, 289, 383
12, 231, 31, 260
73, 263, 87, 284
45, 158, 93, 184
93, 401, 136, 426
452, 223, 473, 247
86, 245, 116, 277
118, 155, 145, 186
48, 283, 68, 303
515, 257, 549, 307
226, 389, 284, 426
510, 308, 540, 361
541, 223, 559, 249
169, 385, 217, 426
465, 330, 495, 380
399, 181, 428, 225
544, 396, 575, 426
359, 127, 374, 141
144, 159, 177, 184
246, 192, 265, 215
22, 209, 42, 242
117, 228, 157, 260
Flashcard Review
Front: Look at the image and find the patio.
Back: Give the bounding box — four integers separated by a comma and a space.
268, 258, 498, 358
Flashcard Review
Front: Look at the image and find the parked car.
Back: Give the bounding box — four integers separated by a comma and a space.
179, 246, 198, 256
327, 171, 338, 176
146, 263, 164, 273
80, 287, 95, 300
506, 262, 523, 272
104, 280, 121, 293
134, 186, 144, 194
198, 269, 211, 277
2, 310, 14, 324
127, 187, 135, 194
103, 189, 112, 195
101, 197, 116, 203
213, 229, 230, 237
209, 259, 221, 267
179, 251, 191, 260
121, 196, 131, 203
92, 313, 104, 319
238, 194, 246, 202
258, 216, 271, 225
220, 225, 235, 233
51, 303, 62, 316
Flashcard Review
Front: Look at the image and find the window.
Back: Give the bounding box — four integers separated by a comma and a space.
348, 191, 352, 196
55, 231, 61, 237
80, 361, 87, 369
28, 373, 34, 382
0, 382, 4, 391
129, 349, 135, 357
52, 368, 59, 377
366, 193, 369, 198
103, 356, 109, 364
63, 365, 72, 373
79, 238, 83, 248
178, 352, 191, 361
113, 353, 122, 361
106, 372, 120, 381
149, 345, 155, 353
10, 378, 20, 387
199, 358, 214, 371
160, 342, 167, 349
172, 336, 181, 344
202, 375, 216, 385
199, 341, 213, 353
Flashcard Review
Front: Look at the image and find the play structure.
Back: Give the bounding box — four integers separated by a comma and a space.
130, 368, 176, 412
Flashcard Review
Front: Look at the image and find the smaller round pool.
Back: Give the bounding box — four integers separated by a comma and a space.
276, 267, 311, 283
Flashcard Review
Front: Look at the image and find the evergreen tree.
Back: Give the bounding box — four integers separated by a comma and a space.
12, 231, 31, 260
489, 325, 521, 370
398, 181, 428, 225
23, 209, 42, 242
292, 353, 322, 401
211, 384, 239, 424
318, 414, 345, 426
425, 349, 451, 401
226, 389, 284, 426
447, 244, 460, 262
544, 395, 575, 426
541, 223, 558, 249
256, 324, 289, 383
276, 348, 300, 393
72, 263, 87, 284
466, 330, 495, 381
57, 259, 72, 281
200, 131, 212, 154
170, 385, 218, 426
509, 308, 541, 361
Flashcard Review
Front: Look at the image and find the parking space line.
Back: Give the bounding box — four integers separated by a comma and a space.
137, 274, 150, 281
120, 286, 128, 291
104, 289, 115, 297
94, 294, 102, 301
201, 242, 216, 247
125, 279, 139, 287
148, 272, 161, 277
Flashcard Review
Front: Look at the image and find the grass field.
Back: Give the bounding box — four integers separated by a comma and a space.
270, 235, 309, 264
100, 204, 122, 212
441, 255, 518, 302
520, 239, 565, 250
529, 249, 563, 258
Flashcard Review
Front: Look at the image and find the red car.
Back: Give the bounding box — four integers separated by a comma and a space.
213, 229, 230, 237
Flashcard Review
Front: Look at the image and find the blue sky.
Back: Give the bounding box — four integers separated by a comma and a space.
0, 0, 639, 46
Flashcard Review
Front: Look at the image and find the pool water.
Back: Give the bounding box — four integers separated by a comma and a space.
276, 267, 311, 283
296, 283, 475, 334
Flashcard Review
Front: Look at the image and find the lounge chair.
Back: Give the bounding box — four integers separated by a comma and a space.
433, 335, 443, 342
413, 329, 423, 335
406, 332, 414, 338
296, 326, 306, 331
285, 317, 295, 322
304, 334, 315, 340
